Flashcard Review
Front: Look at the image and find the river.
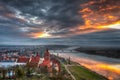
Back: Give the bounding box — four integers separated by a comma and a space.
50, 50, 120, 80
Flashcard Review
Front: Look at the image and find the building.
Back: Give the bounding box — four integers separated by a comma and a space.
29, 53, 41, 67
40, 49, 51, 68
51, 59, 61, 72
0, 60, 16, 68
17, 56, 30, 63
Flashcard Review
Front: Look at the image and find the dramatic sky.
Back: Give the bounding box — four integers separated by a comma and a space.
0, 0, 120, 46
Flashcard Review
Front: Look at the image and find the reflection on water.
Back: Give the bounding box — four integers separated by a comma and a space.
51, 51, 120, 80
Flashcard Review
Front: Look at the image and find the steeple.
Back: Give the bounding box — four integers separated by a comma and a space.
36, 53, 40, 56
44, 49, 50, 60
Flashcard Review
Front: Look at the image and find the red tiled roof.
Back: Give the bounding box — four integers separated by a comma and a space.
17, 56, 30, 63
30, 55, 40, 63
39, 59, 50, 67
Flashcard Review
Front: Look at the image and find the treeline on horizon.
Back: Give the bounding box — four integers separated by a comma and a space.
75, 48, 120, 59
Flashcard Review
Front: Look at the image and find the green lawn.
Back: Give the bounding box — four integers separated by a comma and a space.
68, 66, 108, 80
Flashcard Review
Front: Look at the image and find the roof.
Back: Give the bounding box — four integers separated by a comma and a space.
39, 59, 50, 67
17, 56, 30, 63
30, 55, 40, 63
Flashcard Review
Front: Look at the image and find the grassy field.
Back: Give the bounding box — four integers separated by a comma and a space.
68, 66, 108, 80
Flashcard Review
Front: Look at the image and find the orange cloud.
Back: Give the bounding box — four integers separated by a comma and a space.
78, 0, 120, 33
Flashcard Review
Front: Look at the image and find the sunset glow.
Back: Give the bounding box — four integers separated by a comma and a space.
97, 21, 120, 29
29, 32, 51, 38
106, 23, 120, 29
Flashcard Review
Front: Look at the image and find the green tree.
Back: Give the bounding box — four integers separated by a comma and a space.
15, 67, 25, 78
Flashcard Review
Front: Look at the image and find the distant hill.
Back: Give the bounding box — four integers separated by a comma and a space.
41, 45, 70, 50
75, 47, 120, 59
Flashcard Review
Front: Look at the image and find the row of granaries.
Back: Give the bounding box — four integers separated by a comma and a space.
0, 49, 61, 72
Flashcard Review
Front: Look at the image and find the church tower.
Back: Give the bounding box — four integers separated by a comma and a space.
44, 49, 50, 60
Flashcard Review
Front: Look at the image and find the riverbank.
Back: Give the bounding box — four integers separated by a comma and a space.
58, 55, 108, 80
51, 50, 120, 80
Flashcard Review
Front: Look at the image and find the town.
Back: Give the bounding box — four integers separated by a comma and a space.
0, 46, 73, 80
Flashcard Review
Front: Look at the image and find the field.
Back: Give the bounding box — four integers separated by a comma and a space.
67, 65, 108, 80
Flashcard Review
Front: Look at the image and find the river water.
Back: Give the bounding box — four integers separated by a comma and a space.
50, 50, 120, 80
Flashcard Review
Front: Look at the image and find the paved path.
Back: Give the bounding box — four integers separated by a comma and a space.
64, 65, 76, 80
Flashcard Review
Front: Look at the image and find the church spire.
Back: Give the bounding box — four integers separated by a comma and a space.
44, 49, 50, 60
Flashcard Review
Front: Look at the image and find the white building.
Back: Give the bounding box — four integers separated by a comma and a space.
0, 60, 26, 68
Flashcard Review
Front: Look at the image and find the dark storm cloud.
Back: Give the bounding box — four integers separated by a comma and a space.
41, 30, 120, 46
67, 29, 120, 47
0, 0, 86, 45
0, 0, 120, 47
1, 0, 85, 28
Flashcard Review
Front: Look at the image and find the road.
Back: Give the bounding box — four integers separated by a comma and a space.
64, 64, 76, 80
